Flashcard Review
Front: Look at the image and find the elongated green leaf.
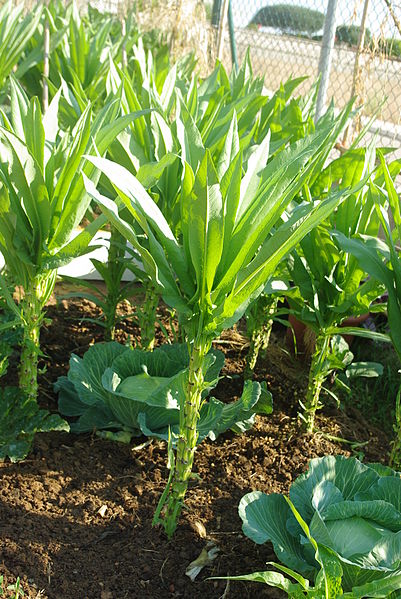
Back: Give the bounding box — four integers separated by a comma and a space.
50, 104, 92, 238
175, 95, 204, 172
43, 214, 107, 270
188, 150, 224, 303
345, 572, 401, 597
43, 88, 62, 144
237, 132, 271, 222
216, 111, 240, 179
26, 97, 45, 169
83, 174, 186, 308
0, 127, 50, 261
327, 327, 391, 344
9, 76, 29, 140
85, 156, 194, 298
210, 569, 308, 593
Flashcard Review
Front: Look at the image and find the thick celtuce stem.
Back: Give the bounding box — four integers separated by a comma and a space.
302, 333, 330, 433
19, 274, 55, 402
139, 283, 159, 351
245, 330, 265, 379
104, 227, 124, 341
244, 297, 277, 379
390, 385, 401, 469
162, 341, 208, 538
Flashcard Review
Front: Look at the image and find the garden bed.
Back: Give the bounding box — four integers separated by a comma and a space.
0, 295, 391, 599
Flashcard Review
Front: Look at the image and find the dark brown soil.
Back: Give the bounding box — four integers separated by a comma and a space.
0, 294, 391, 599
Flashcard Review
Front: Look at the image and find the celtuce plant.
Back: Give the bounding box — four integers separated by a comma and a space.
0, 78, 139, 401
244, 284, 280, 380
283, 147, 395, 431
56, 342, 272, 442
242, 78, 342, 380
61, 224, 138, 341
233, 456, 401, 597
244, 292, 280, 380
104, 52, 274, 349
84, 104, 358, 537
335, 153, 401, 466
49, 1, 118, 107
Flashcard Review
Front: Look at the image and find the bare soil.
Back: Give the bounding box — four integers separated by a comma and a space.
0, 295, 391, 599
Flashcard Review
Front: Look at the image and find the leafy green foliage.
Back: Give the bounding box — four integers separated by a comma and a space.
83, 101, 357, 535
281, 148, 395, 430
243, 78, 320, 378
56, 342, 272, 442
84, 107, 353, 345
0, 387, 69, 462
250, 4, 325, 37
60, 229, 139, 341
334, 154, 401, 362
236, 455, 401, 596
336, 24, 372, 47
287, 148, 391, 333
334, 153, 401, 466
0, 77, 143, 400
0, 1, 42, 91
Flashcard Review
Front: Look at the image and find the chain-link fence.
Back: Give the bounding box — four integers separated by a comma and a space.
21, 0, 401, 147
212, 0, 401, 146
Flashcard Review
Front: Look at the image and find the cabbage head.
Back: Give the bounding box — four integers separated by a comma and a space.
239, 455, 401, 596
56, 341, 272, 443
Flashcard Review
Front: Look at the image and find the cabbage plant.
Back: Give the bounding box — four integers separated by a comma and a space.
236, 455, 401, 597
56, 341, 272, 442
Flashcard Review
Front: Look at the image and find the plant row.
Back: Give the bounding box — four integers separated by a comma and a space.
1, 2, 401, 596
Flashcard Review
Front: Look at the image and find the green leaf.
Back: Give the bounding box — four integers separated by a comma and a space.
290, 455, 380, 521
346, 572, 401, 597
345, 362, 383, 379
188, 150, 224, 303
43, 214, 107, 271
84, 156, 194, 298
210, 569, 309, 594
136, 153, 178, 189
57, 342, 226, 440
0, 387, 69, 462
0, 126, 50, 258
199, 380, 273, 441
175, 95, 204, 171
239, 491, 313, 576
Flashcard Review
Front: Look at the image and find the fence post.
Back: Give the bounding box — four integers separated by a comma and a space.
216, 0, 230, 61
212, 0, 222, 27
228, 1, 238, 71
315, 0, 339, 122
